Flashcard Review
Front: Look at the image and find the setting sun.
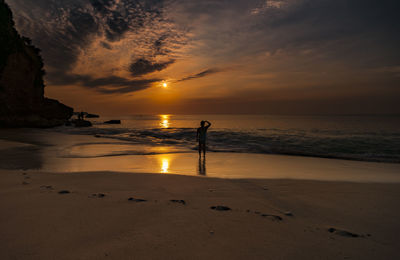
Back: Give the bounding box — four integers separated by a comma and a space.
162, 83, 167, 88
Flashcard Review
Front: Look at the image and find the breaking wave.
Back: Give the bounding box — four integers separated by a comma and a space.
54, 124, 400, 163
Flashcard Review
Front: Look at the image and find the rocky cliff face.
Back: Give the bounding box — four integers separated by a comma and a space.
0, 0, 73, 127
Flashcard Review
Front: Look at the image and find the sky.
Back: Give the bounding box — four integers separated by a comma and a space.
7, 0, 400, 115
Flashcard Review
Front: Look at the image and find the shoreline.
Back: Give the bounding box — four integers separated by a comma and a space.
1, 170, 400, 259
1, 129, 400, 183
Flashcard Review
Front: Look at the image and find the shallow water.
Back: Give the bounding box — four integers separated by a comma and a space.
53, 114, 400, 163
1, 115, 400, 182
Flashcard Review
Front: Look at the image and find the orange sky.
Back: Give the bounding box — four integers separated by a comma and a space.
8, 0, 400, 115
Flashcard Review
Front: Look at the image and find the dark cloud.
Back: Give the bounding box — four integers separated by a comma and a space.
154, 35, 169, 55
250, 0, 400, 66
7, 0, 171, 86
49, 71, 160, 94
90, 0, 114, 15
104, 11, 130, 42
100, 41, 112, 50
177, 68, 221, 82
129, 58, 174, 77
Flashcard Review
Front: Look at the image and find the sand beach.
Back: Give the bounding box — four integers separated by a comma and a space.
1, 167, 400, 259
1, 126, 400, 259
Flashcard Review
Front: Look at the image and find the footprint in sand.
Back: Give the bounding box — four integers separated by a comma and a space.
128, 197, 147, 202
170, 199, 186, 205
261, 214, 282, 221
89, 193, 106, 198
21, 173, 30, 185
328, 228, 365, 238
246, 210, 283, 221
210, 206, 231, 211
40, 185, 54, 190
58, 190, 70, 194
284, 211, 293, 216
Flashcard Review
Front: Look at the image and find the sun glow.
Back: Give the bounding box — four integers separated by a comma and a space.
162, 82, 168, 88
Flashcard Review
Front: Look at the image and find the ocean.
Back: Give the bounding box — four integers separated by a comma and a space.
55, 114, 400, 163
2, 114, 400, 181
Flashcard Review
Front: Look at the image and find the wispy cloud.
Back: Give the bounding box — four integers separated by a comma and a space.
129, 58, 175, 77
251, 0, 287, 15
49, 72, 160, 94
176, 68, 222, 82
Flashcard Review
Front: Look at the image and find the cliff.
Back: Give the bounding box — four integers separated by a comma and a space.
0, 0, 73, 127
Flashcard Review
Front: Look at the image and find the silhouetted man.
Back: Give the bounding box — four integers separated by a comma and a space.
78, 111, 84, 120
196, 120, 211, 155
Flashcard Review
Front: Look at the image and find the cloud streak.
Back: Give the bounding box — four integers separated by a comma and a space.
129, 58, 174, 77
176, 68, 222, 82
49, 72, 160, 94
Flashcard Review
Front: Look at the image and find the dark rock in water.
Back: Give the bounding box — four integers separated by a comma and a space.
210, 205, 231, 211
104, 120, 121, 124
328, 228, 360, 238
71, 119, 92, 127
170, 199, 186, 205
0, 1, 73, 127
86, 113, 100, 118
128, 197, 147, 202
58, 190, 70, 194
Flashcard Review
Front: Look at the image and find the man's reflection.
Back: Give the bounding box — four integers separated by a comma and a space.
198, 155, 206, 176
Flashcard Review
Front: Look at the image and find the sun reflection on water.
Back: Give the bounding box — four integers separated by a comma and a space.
161, 157, 169, 173
159, 114, 170, 128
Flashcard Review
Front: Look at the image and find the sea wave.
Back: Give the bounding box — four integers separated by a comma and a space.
53, 126, 400, 163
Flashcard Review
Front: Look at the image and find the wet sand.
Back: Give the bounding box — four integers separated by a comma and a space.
1, 169, 400, 259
